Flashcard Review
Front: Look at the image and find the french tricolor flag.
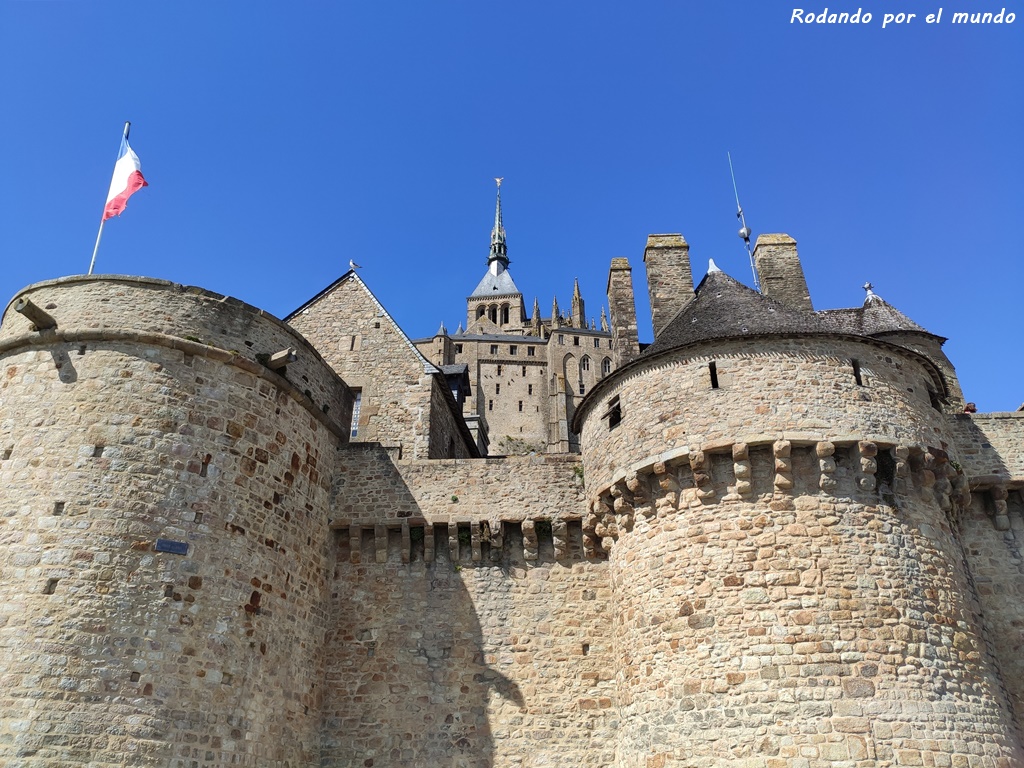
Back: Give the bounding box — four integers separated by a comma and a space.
103, 135, 148, 220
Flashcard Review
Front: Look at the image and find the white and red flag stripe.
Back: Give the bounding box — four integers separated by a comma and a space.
103, 136, 148, 219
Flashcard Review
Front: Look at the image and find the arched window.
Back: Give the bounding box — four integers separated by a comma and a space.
488, 305, 497, 323
581, 355, 591, 372
500, 304, 510, 324
601, 357, 611, 376
477, 306, 486, 319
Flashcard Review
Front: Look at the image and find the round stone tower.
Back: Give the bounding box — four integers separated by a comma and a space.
575, 264, 1023, 767
0, 276, 351, 766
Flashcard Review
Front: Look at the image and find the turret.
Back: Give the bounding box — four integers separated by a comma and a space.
570, 238, 1024, 766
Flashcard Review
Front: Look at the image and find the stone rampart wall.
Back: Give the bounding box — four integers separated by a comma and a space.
948, 412, 1024, 486
0, 342, 340, 767
333, 444, 586, 527
322, 551, 616, 766
961, 489, 1024, 730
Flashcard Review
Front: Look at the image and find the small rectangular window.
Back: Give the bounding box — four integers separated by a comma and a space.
496, 384, 500, 395
490, 344, 498, 355
594, 338, 600, 347
579, 383, 585, 395
350, 390, 362, 438
527, 346, 535, 357
455, 344, 463, 353
709, 361, 719, 389
528, 384, 533, 395
604, 396, 621, 430
497, 364, 502, 375
574, 336, 580, 346
522, 366, 527, 376
852, 359, 863, 386
510, 345, 518, 355
518, 401, 523, 412
558, 335, 564, 345
488, 399, 493, 411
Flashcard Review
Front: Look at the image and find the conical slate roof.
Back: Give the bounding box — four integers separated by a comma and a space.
640, 269, 826, 358
817, 293, 936, 338
641, 268, 938, 361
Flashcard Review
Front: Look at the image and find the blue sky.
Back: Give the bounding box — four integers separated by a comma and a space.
1, 2, 1021, 410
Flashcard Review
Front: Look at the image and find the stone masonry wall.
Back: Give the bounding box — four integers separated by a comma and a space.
332, 444, 586, 527
427, 375, 476, 459
2, 275, 348, 422
0, 346, 341, 766
595, 443, 1023, 767
0, 278, 348, 767
322, 544, 616, 767
322, 443, 614, 767
948, 412, 1024, 485
288, 275, 460, 458
578, 337, 954, 494
960, 490, 1024, 732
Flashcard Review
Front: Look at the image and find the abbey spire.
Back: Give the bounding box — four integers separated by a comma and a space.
488, 177, 509, 273
467, 178, 524, 330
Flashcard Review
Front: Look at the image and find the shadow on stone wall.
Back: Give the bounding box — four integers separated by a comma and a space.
952, 415, 1024, 732
322, 451, 525, 768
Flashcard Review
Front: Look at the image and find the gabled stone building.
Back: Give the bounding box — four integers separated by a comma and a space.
0, 192, 1022, 768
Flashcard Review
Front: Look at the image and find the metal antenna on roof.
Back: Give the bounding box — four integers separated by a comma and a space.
728, 152, 759, 290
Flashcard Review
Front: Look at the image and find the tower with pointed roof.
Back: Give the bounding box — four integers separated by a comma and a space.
466, 180, 528, 333
569, 233, 1022, 765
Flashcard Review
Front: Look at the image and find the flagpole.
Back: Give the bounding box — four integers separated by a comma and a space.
88, 121, 131, 275
87, 220, 106, 275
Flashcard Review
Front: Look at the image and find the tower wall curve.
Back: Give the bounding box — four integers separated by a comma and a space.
577, 335, 951, 495
576, 335, 1024, 766
0, 277, 350, 766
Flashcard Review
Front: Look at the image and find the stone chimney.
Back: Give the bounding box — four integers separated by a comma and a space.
607, 258, 640, 367
753, 234, 813, 311
643, 234, 693, 338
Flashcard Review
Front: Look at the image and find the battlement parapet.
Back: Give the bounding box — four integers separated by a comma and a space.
331, 444, 588, 563
1, 275, 352, 435
583, 435, 979, 554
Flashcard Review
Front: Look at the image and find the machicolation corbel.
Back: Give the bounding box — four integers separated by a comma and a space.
857, 441, 878, 492
991, 485, 1010, 531
817, 441, 837, 491
773, 440, 793, 492
732, 442, 752, 498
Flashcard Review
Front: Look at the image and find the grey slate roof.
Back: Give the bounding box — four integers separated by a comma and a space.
817, 296, 938, 339
641, 269, 937, 361
470, 267, 521, 298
